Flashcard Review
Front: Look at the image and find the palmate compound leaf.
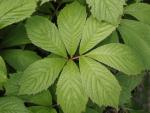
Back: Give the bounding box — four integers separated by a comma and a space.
57, 60, 88, 113
86, 43, 144, 75
79, 56, 121, 108
0, 97, 29, 113
118, 19, 150, 70
0, 0, 36, 29
79, 16, 116, 54
125, 3, 150, 25
0, 56, 7, 85
25, 16, 67, 57
1, 49, 41, 71
86, 0, 124, 24
58, 1, 87, 56
19, 58, 66, 95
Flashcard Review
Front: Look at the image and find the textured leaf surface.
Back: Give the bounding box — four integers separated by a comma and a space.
118, 19, 150, 69
23, 90, 52, 106
29, 106, 57, 113
86, 0, 124, 24
116, 73, 143, 105
0, 56, 7, 84
125, 3, 150, 24
86, 43, 143, 75
80, 16, 116, 54
1, 49, 41, 71
4, 72, 22, 96
0, 0, 36, 29
79, 57, 121, 108
19, 58, 66, 95
57, 60, 88, 113
0, 24, 30, 48
26, 16, 67, 57
58, 1, 87, 56
0, 97, 29, 113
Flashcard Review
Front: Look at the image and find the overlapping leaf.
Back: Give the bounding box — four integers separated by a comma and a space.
86, 43, 143, 75
79, 57, 121, 108
58, 1, 87, 56
25, 16, 67, 57
125, 3, 150, 25
0, 0, 36, 29
57, 61, 88, 113
0, 24, 30, 48
0, 56, 7, 85
0, 97, 29, 113
29, 106, 57, 113
86, 0, 124, 24
118, 19, 150, 69
1, 49, 41, 71
19, 58, 66, 95
79, 16, 116, 54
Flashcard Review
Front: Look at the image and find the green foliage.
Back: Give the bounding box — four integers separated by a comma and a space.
0, 97, 29, 113
0, 0, 149, 113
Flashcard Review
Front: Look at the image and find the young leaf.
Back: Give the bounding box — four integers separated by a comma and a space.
0, 56, 7, 84
118, 19, 150, 69
79, 16, 116, 54
0, 24, 30, 48
29, 106, 57, 113
79, 56, 121, 108
19, 58, 66, 95
25, 16, 67, 57
86, 43, 144, 75
1, 49, 41, 71
58, 1, 87, 56
57, 60, 88, 113
0, 97, 29, 113
86, 0, 124, 24
0, 0, 36, 29
125, 3, 150, 25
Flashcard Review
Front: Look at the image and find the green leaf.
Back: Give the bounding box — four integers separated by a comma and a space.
0, 0, 36, 29
0, 97, 29, 113
84, 108, 100, 113
0, 56, 7, 85
25, 16, 67, 57
79, 16, 116, 54
23, 90, 52, 106
29, 106, 57, 113
58, 1, 87, 56
0, 24, 30, 48
125, 3, 150, 25
86, 0, 124, 24
118, 19, 150, 69
57, 60, 88, 113
86, 43, 143, 75
116, 73, 143, 105
4, 72, 53, 106
100, 31, 119, 45
19, 58, 66, 95
4, 72, 22, 96
79, 56, 121, 108
1, 49, 41, 71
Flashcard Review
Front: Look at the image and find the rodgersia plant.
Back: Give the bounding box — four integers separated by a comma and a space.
0, 0, 149, 113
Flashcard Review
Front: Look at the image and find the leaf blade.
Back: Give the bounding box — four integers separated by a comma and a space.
86, 43, 144, 75
79, 56, 121, 108
57, 60, 88, 113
